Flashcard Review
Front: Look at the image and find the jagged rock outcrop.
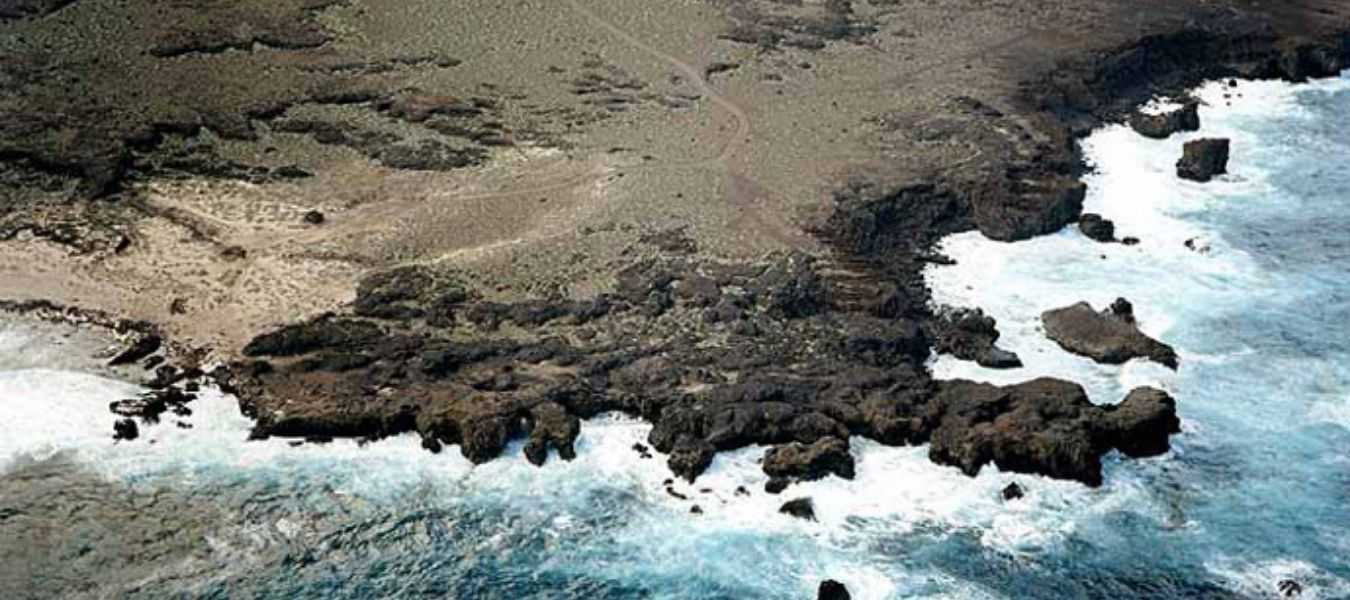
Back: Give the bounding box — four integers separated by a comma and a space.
762, 436, 855, 488
927, 378, 1180, 486
929, 307, 1022, 369
1177, 138, 1230, 182
1129, 101, 1201, 139
1041, 300, 1178, 369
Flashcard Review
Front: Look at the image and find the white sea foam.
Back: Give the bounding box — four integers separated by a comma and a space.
1206, 557, 1350, 600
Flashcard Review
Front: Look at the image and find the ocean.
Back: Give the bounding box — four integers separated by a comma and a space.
2, 72, 1348, 599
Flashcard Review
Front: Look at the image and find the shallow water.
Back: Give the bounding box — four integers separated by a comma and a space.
3, 73, 1349, 599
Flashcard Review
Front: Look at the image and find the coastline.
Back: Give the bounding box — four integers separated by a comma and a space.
1, 3, 1348, 487
3, 4, 1350, 598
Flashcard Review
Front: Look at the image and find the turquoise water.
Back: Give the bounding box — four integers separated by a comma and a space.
2, 73, 1348, 599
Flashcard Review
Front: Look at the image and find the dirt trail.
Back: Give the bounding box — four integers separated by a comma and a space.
563, 0, 752, 167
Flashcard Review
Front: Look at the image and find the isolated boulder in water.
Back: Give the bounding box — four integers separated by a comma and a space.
1129, 102, 1200, 139
762, 436, 855, 482
1041, 300, 1178, 369
1001, 482, 1025, 501
1278, 579, 1303, 597
779, 497, 816, 521
113, 418, 139, 441
1176, 138, 1230, 182
1078, 213, 1116, 243
926, 378, 1181, 487
818, 580, 852, 600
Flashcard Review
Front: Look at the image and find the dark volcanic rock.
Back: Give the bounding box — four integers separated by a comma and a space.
242, 316, 383, 357
1279, 579, 1303, 597
112, 418, 139, 441
1176, 138, 1230, 182
668, 437, 716, 482
523, 401, 580, 465
1099, 387, 1181, 458
110, 387, 198, 426
927, 378, 1180, 487
971, 179, 1087, 242
108, 334, 162, 366
1129, 102, 1200, 139
779, 497, 816, 521
818, 580, 851, 600
1078, 213, 1116, 243
762, 437, 855, 483
1041, 300, 1178, 369
930, 307, 1022, 369
1001, 482, 1024, 501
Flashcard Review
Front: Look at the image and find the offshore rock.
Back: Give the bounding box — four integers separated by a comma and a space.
1177, 138, 1230, 182
1078, 213, 1117, 243
112, 418, 139, 441
779, 497, 816, 521
1042, 301, 1178, 369
818, 580, 852, 600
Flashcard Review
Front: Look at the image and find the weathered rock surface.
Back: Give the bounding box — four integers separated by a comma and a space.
927, 378, 1180, 486
779, 497, 816, 521
1177, 138, 1230, 182
1078, 213, 1116, 243
762, 436, 855, 484
929, 307, 1022, 369
1042, 300, 1178, 369
219, 255, 1186, 489
1129, 102, 1200, 139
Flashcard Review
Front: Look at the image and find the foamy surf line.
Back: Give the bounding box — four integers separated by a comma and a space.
0, 364, 1150, 544
926, 72, 1350, 403
925, 71, 1350, 597
0, 364, 1130, 599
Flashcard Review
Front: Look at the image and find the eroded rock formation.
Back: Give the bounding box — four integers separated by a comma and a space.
927, 378, 1179, 486
1042, 300, 1178, 369
1177, 138, 1231, 182
1129, 101, 1201, 139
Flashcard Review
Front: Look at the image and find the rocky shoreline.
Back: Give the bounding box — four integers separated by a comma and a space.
2, 2, 1347, 491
